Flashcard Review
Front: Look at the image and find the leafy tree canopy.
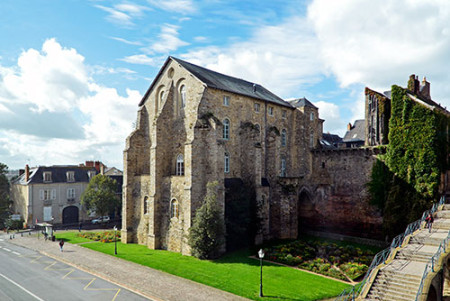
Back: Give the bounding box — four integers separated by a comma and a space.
81, 174, 119, 217
0, 163, 12, 228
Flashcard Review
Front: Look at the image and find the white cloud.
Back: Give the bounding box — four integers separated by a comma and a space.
182, 16, 324, 98
194, 36, 207, 42
0, 38, 88, 113
147, 24, 189, 54
0, 39, 141, 169
147, 0, 196, 14
314, 100, 347, 136
95, 3, 150, 27
307, 0, 450, 106
110, 36, 143, 46
120, 54, 158, 65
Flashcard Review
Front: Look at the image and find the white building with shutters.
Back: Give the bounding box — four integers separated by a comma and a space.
11, 164, 97, 227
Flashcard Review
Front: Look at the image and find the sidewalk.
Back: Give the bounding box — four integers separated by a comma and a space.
9, 234, 249, 301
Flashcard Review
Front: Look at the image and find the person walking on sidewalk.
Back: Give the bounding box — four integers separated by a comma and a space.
59, 240, 64, 252
425, 213, 434, 233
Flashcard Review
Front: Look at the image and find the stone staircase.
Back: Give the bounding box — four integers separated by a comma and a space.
366, 269, 422, 301
362, 204, 450, 300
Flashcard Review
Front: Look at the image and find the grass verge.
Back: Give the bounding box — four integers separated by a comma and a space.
55, 231, 350, 301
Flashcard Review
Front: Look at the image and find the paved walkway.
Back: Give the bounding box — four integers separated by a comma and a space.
8, 233, 249, 301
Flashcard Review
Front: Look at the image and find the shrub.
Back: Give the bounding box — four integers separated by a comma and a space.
188, 181, 225, 259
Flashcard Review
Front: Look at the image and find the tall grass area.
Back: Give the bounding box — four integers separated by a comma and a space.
55, 231, 350, 301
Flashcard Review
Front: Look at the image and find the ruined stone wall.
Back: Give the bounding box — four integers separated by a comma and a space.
308, 148, 382, 239
268, 148, 382, 241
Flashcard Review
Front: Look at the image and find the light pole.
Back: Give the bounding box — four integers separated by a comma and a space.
113, 226, 117, 255
258, 248, 265, 297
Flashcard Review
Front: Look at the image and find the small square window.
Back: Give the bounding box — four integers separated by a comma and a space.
282, 110, 287, 119
268, 107, 274, 116
254, 103, 260, 113
223, 96, 230, 106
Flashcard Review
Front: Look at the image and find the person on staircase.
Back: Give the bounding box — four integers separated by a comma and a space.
425, 213, 434, 233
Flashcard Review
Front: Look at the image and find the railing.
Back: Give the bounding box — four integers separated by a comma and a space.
415, 197, 448, 301
335, 196, 445, 301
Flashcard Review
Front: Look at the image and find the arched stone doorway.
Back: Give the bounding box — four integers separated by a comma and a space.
298, 189, 315, 236
62, 206, 79, 224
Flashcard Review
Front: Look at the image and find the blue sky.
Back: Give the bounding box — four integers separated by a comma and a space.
1, 0, 450, 170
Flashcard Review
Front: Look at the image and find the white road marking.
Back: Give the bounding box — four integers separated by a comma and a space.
12, 251, 21, 256
0, 273, 45, 301
0, 239, 3, 241
3, 248, 11, 252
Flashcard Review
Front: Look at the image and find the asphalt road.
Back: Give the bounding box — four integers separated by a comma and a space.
0, 236, 150, 301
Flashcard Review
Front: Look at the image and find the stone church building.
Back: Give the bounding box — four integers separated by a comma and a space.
122, 56, 380, 255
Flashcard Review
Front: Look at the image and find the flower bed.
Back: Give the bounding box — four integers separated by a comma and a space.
265, 240, 376, 281
77, 231, 121, 243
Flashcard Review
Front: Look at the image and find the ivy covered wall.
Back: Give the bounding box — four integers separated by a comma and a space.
369, 85, 450, 237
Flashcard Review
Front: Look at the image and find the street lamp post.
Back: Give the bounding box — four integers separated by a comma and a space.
113, 226, 117, 255
258, 248, 265, 297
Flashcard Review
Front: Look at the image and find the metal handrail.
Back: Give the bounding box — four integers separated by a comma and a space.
335, 196, 445, 301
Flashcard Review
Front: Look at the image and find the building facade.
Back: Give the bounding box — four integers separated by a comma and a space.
121, 57, 325, 254
11, 165, 97, 227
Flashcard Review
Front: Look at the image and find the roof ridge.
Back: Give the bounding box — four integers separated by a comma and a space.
170, 56, 260, 87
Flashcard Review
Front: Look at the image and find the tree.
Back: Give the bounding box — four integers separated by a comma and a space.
188, 181, 225, 259
81, 174, 120, 217
0, 163, 12, 228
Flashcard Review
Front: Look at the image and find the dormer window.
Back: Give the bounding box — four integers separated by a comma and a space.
88, 171, 96, 180
43, 172, 52, 183
66, 171, 75, 182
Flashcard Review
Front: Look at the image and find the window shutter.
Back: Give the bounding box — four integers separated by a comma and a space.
51, 189, 56, 200
39, 190, 44, 201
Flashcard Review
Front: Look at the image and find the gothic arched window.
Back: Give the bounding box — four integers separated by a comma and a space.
176, 154, 184, 176
223, 118, 230, 140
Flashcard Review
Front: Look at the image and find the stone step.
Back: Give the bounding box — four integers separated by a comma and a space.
410, 235, 446, 245
369, 286, 417, 300
374, 276, 421, 289
373, 279, 419, 292
377, 271, 421, 282
366, 290, 416, 301
395, 255, 429, 263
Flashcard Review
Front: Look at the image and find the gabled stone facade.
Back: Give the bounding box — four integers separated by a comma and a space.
121, 57, 332, 254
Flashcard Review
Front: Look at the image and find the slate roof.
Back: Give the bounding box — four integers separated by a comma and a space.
139, 56, 293, 108
321, 133, 342, 149
343, 120, 365, 142
289, 97, 318, 109
14, 166, 97, 185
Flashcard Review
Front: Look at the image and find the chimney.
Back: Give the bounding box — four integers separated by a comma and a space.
85, 161, 94, 168
25, 164, 30, 182
253, 83, 256, 93
100, 163, 105, 175
420, 76, 431, 100
347, 123, 352, 131
94, 161, 100, 172
407, 74, 420, 94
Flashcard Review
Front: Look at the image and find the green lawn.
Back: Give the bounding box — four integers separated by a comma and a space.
55, 231, 350, 300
